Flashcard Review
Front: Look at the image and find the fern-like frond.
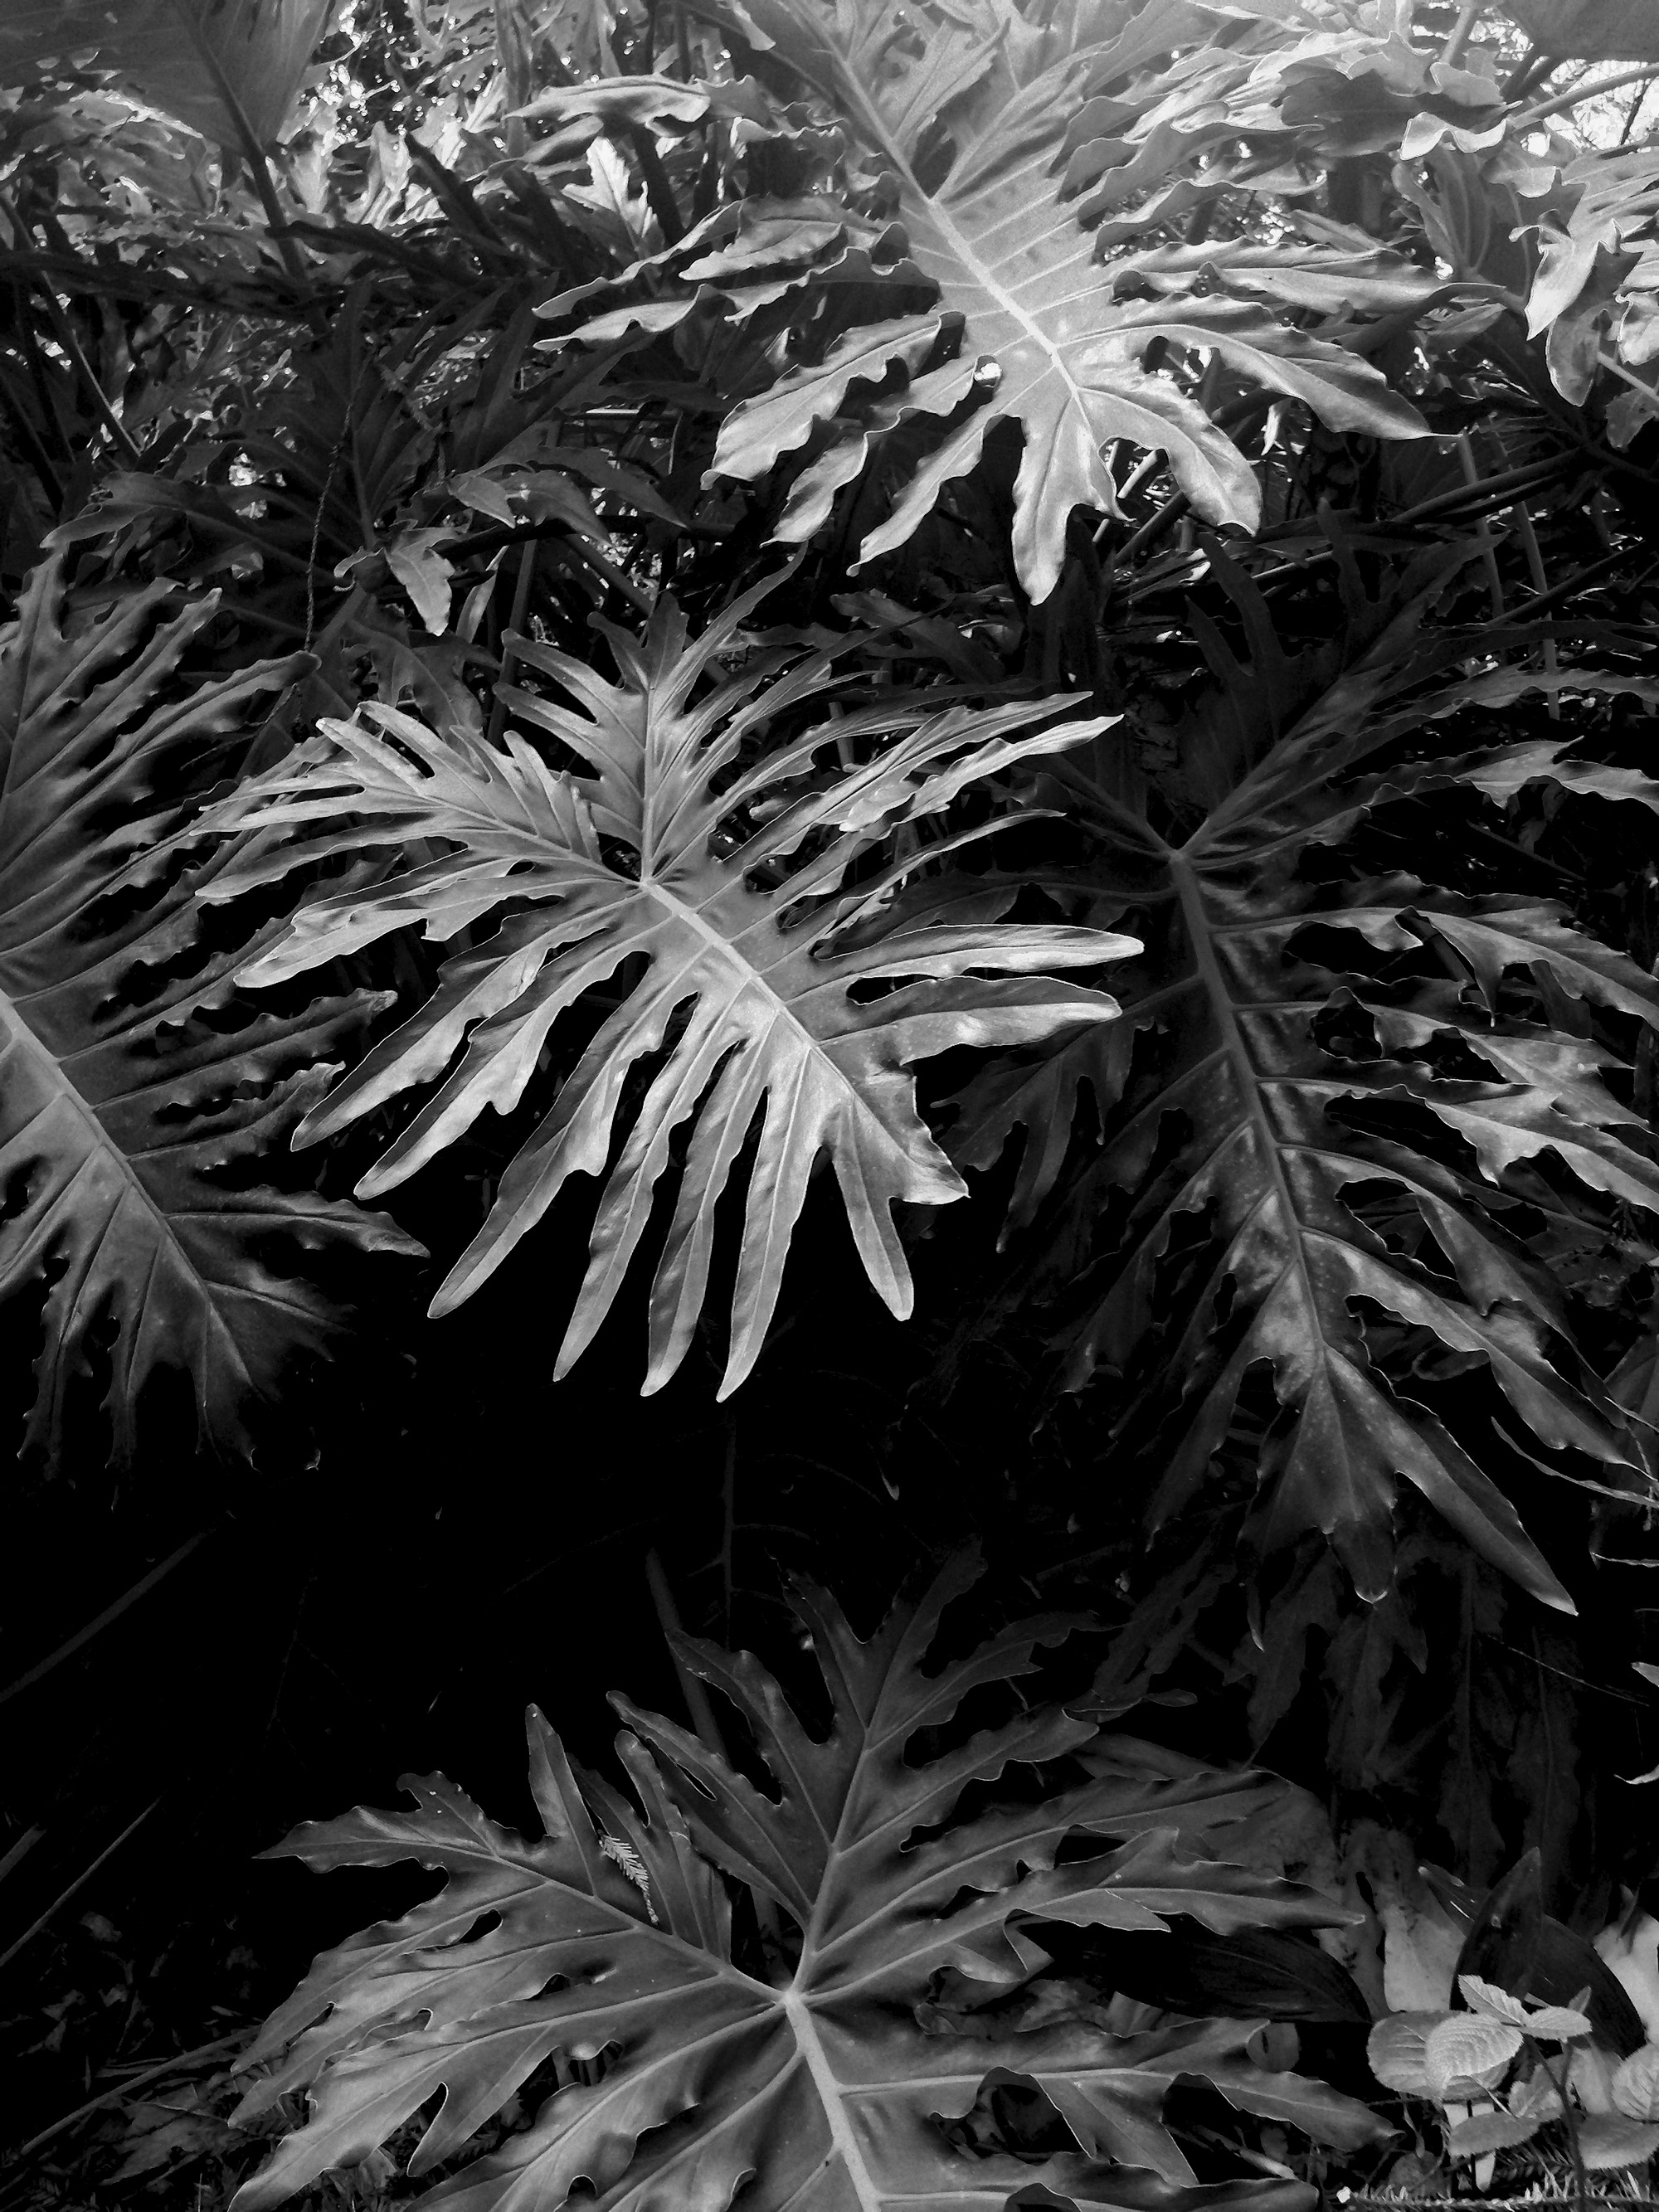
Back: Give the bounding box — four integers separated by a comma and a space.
0, 558, 423, 1466
201, 576, 1136, 1394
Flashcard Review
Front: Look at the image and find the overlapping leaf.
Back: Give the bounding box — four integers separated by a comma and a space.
232, 1551, 1385, 2212
946, 544, 1659, 1601
551, 0, 1438, 599
0, 557, 422, 1465
199, 576, 1136, 1394
0, 0, 340, 145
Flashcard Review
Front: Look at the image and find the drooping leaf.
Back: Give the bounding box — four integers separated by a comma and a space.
232, 1552, 1384, 2212
0, 557, 422, 1466
198, 576, 1136, 1395
0, 0, 341, 145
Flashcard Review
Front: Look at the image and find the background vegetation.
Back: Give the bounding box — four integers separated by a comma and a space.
7, 0, 1659, 2203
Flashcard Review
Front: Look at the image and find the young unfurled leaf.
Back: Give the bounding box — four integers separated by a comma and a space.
232, 1553, 1384, 2212
200, 576, 1136, 1394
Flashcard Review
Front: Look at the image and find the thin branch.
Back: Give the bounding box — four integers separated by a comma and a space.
0, 1801, 159, 1973
0, 1827, 44, 1887
0, 1531, 208, 1707
4, 2033, 246, 2166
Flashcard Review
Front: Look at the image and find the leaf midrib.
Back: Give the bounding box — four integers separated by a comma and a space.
641, 861, 915, 1153
820, 27, 1099, 427
0, 982, 257, 1375
1160, 843, 1327, 1354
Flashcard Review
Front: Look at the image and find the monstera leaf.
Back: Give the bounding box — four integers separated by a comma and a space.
0, 558, 421, 1465
552, 0, 1437, 600
199, 575, 1136, 1395
0, 0, 339, 144
946, 543, 1659, 1603
231, 1552, 1386, 2212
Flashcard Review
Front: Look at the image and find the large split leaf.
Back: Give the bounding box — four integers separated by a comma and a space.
199, 576, 1136, 1394
0, 558, 421, 1465
946, 543, 1659, 1602
553, 0, 1437, 600
0, 0, 340, 144
232, 1551, 1386, 2212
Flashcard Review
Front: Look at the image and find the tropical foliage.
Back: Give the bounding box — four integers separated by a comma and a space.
9, 0, 1659, 2193
231, 1553, 1387, 2212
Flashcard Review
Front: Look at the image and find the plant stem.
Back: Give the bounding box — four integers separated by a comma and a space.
487, 538, 538, 746
0, 1532, 208, 1706
0, 194, 142, 464
1389, 451, 1578, 529
1502, 45, 1555, 101
1535, 2039, 1589, 2212
4, 2032, 246, 2166
1456, 432, 1506, 617
0, 1801, 159, 1972
1439, 1, 1484, 68
0, 1827, 43, 1887
1522, 65, 1659, 126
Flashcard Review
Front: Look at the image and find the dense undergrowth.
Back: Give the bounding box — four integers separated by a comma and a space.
8, 0, 1659, 2205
